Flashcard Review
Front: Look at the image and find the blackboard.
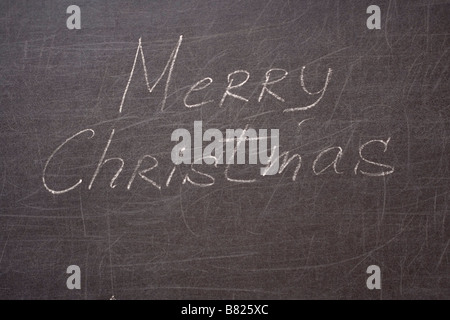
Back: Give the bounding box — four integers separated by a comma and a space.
0, 0, 448, 300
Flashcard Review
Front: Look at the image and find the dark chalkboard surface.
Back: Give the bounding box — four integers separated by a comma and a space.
0, 0, 448, 300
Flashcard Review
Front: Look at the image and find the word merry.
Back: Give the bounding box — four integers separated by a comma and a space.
118, 36, 333, 115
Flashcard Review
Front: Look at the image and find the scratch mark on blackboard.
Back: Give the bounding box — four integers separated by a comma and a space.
79, 192, 87, 237
381, 175, 387, 226
106, 212, 115, 296
0, 232, 11, 265
0, 164, 6, 197
0, 234, 9, 266
436, 239, 449, 269
22, 40, 27, 70
45, 35, 55, 72
113, 253, 257, 267
425, 2, 430, 53
247, 0, 273, 36
404, 108, 411, 176
142, 286, 278, 295
327, 63, 354, 124
384, 0, 393, 50
180, 185, 199, 237
304, 46, 350, 67
250, 229, 405, 271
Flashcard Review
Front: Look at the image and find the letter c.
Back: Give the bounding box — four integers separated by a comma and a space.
42, 129, 95, 194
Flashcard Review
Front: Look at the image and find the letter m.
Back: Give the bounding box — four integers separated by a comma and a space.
119, 36, 183, 113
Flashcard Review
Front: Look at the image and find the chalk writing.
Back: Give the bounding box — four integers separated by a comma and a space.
43, 36, 394, 194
